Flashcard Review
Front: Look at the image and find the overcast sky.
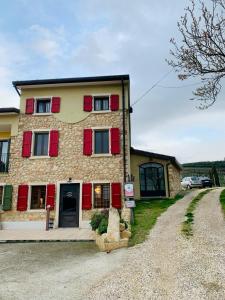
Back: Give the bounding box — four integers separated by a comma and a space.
0, 0, 224, 163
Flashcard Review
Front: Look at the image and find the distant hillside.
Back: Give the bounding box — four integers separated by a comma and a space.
182, 161, 225, 186
182, 161, 225, 168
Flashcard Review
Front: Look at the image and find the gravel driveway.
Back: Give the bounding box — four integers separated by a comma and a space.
87, 188, 225, 300
0, 242, 127, 300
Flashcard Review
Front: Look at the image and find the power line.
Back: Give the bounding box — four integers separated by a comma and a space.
157, 82, 202, 89
131, 70, 173, 107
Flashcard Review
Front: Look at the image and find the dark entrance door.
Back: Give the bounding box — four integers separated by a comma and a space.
59, 183, 80, 228
140, 163, 166, 197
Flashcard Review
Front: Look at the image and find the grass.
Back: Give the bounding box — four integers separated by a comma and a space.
128, 191, 186, 247
181, 189, 211, 237
219, 189, 225, 216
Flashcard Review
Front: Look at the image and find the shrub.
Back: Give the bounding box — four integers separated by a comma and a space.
98, 217, 108, 235
90, 212, 103, 231
90, 210, 109, 234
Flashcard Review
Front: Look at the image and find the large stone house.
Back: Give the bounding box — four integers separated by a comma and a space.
0, 75, 181, 230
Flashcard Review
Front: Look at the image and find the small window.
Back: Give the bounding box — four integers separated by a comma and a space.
33, 132, 49, 156
94, 183, 110, 208
36, 99, 51, 113
94, 130, 109, 154
0, 140, 9, 172
94, 96, 109, 111
0, 186, 3, 209
30, 185, 46, 209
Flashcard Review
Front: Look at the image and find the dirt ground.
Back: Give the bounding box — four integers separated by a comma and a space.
0, 242, 127, 300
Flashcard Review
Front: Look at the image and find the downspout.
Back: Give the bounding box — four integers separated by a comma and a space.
122, 80, 126, 182
166, 162, 171, 198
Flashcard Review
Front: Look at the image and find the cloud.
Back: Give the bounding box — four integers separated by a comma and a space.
29, 25, 67, 61
0, 0, 222, 163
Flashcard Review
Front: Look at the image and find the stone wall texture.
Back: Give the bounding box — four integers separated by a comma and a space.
168, 164, 181, 197
1, 108, 130, 225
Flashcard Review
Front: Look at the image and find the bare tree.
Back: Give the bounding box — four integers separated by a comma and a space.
167, 0, 225, 108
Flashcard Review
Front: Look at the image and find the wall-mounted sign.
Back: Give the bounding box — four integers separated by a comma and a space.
125, 200, 136, 208
124, 182, 134, 197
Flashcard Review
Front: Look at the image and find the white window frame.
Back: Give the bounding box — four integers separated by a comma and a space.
28, 183, 48, 211
30, 129, 50, 159
0, 184, 5, 211
91, 126, 112, 157
91, 94, 111, 113
92, 181, 111, 209
33, 97, 53, 116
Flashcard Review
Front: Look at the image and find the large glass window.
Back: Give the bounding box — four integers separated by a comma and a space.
36, 99, 51, 113
0, 140, 9, 172
94, 96, 109, 111
94, 183, 110, 208
33, 132, 49, 156
140, 163, 166, 197
30, 185, 46, 209
94, 130, 109, 154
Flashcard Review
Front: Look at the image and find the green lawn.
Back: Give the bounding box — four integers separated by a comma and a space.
129, 192, 185, 247
219, 189, 225, 216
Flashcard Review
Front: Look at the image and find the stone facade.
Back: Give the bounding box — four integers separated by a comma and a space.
168, 164, 181, 197
0, 80, 131, 229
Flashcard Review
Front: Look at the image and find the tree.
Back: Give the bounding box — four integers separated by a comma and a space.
167, 0, 225, 109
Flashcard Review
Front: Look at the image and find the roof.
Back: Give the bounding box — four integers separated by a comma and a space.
0, 107, 20, 114
130, 147, 182, 170
12, 74, 130, 89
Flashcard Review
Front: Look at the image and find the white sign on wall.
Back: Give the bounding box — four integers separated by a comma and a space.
124, 182, 134, 197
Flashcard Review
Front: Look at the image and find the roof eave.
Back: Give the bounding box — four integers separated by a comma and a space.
0, 107, 20, 114
12, 74, 130, 89
130, 147, 182, 170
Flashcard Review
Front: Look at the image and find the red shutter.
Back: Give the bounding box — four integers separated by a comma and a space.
51, 97, 61, 113
111, 183, 121, 209
82, 183, 92, 209
25, 98, 34, 114
49, 130, 59, 157
17, 185, 28, 211
110, 95, 119, 111
83, 129, 92, 155
111, 128, 120, 154
22, 131, 32, 157
46, 184, 55, 209
83, 96, 93, 112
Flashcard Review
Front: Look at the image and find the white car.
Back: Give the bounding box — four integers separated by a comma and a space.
181, 176, 202, 189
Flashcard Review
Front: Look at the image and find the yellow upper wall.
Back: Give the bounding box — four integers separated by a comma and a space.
0, 132, 10, 139
20, 83, 129, 124
0, 115, 19, 136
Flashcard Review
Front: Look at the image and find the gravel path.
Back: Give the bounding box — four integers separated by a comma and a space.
87, 188, 225, 300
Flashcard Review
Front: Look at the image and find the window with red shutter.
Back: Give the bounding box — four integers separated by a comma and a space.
110, 95, 119, 111
25, 98, 34, 114
83, 96, 93, 112
17, 185, 29, 211
111, 128, 120, 154
82, 183, 92, 209
51, 97, 61, 113
46, 184, 55, 209
49, 130, 59, 157
83, 129, 92, 155
22, 131, 32, 157
111, 183, 121, 209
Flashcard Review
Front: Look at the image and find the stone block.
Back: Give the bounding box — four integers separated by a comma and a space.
121, 207, 131, 223
107, 208, 120, 242
120, 230, 131, 239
